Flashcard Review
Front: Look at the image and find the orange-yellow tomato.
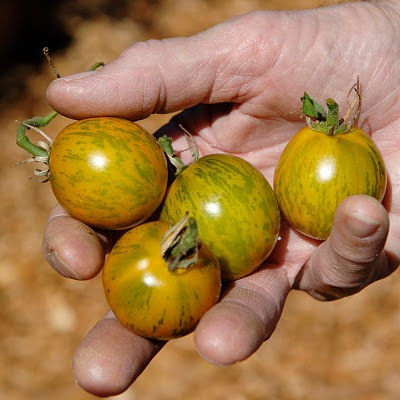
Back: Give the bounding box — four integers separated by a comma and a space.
102, 220, 221, 340
273, 126, 387, 240
49, 117, 168, 230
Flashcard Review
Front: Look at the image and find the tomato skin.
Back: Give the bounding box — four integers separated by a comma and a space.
102, 220, 221, 340
160, 154, 280, 281
273, 126, 387, 240
49, 117, 168, 230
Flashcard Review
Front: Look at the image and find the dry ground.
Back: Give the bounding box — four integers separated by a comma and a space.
2, 1, 400, 399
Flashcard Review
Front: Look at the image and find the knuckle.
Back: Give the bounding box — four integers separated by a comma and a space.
308, 259, 375, 301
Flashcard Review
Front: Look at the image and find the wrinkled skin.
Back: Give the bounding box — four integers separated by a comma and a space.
42, 0, 400, 396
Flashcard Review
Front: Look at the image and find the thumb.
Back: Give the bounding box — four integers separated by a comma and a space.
294, 195, 391, 301
45, 12, 285, 120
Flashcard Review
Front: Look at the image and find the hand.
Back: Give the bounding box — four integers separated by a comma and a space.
43, 0, 400, 396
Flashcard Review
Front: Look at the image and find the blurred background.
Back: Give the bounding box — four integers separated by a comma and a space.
1, 0, 400, 399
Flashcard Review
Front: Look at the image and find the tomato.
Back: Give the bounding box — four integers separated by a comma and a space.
160, 154, 280, 281
102, 220, 221, 340
273, 126, 387, 240
49, 117, 168, 230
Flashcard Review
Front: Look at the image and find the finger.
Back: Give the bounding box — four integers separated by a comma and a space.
73, 311, 164, 397
45, 12, 287, 120
294, 195, 390, 301
194, 264, 290, 365
42, 205, 112, 280
154, 104, 296, 181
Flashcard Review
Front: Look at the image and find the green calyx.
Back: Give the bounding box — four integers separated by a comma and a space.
161, 214, 201, 272
16, 111, 58, 158
158, 135, 187, 176
15, 50, 105, 181
301, 79, 361, 136
15, 111, 58, 181
157, 123, 199, 177
302, 93, 349, 135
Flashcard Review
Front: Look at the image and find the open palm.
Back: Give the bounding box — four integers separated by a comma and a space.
43, 1, 400, 396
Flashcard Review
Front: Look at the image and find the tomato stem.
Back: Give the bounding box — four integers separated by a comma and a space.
177, 123, 199, 162
15, 50, 105, 179
43, 46, 105, 79
158, 135, 187, 175
16, 111, 58, 158
325, 98, 339, 131
161, 213, 201, 272
43, 47, 61, 78
157, 125, 199, 177
88, 61, 105, 72
302, 78, 361, 136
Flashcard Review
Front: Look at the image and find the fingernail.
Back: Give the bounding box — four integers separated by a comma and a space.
347, 210, 380, 238
48, 250, 82, 280
58, 71, 97, 82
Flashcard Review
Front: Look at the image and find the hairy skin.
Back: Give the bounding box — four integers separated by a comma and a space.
43, 0, 400, 396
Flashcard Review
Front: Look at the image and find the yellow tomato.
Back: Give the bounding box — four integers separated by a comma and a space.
102, 220, 221, 340
273, 126, 387, 240
49, 117, 168, 230
160, 154, 280, 281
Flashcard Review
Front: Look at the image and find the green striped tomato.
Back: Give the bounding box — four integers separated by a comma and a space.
102, 220, 221, 340
49, 117, 168, 230
160, 154, 281, 281
273, 126, 387, 240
